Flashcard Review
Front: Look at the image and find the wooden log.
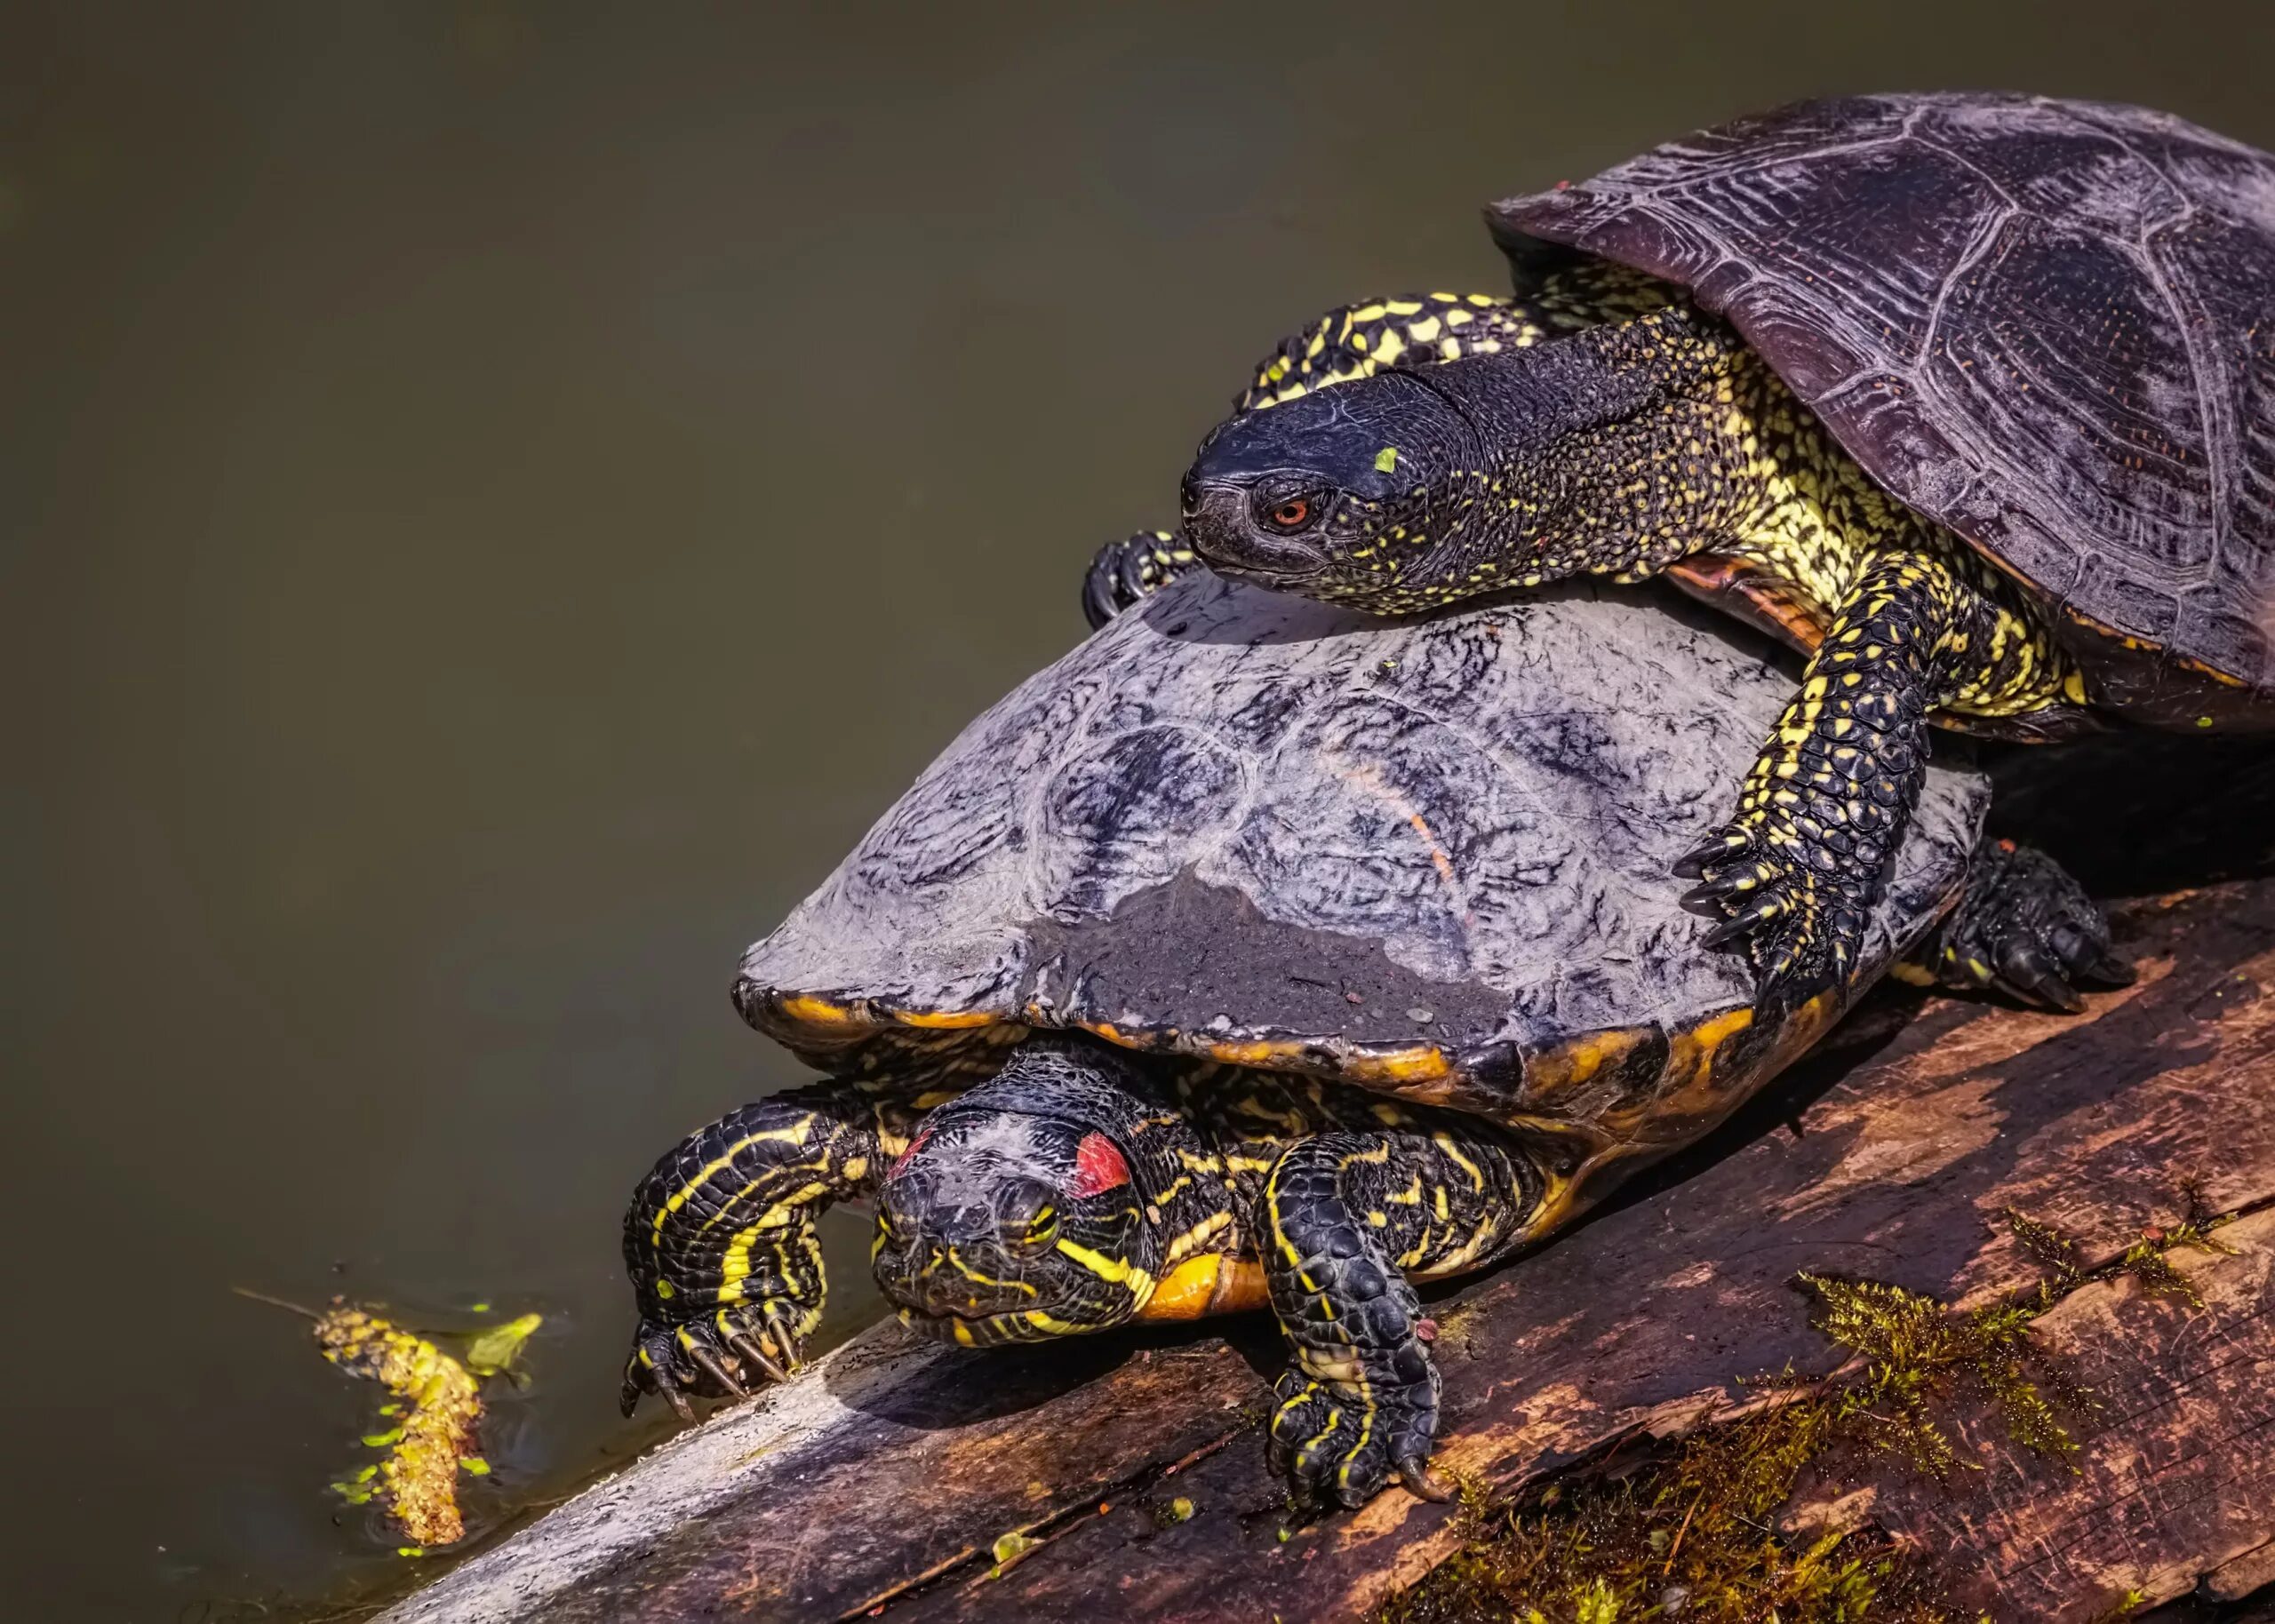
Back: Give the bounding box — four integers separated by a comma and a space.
380, 854, 2275, 1624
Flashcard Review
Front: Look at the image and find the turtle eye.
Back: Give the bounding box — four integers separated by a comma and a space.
1265, 496, 1314, 530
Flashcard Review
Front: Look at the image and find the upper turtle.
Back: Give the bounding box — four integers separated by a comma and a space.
1169, 93, 2273, 1013
1488, 92, 2275, 720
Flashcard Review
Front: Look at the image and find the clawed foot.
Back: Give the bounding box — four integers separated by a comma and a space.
1267, 1360, 1449, 1509
620, 1297, 813, 1420
1676, 822, 1871, 1009
1080, 529, 1198, 629
1924, 840, 2134, 1013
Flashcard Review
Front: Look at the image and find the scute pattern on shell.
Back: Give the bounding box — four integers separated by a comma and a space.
1492, 92, 2275, 720
738, 577, 1986, 1104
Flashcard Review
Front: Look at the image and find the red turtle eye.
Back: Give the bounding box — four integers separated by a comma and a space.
1066, 1132, 1130, 1198
1268, 498, 1313, 529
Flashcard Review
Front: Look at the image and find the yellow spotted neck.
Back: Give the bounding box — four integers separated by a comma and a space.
1708, 348, 2085, 721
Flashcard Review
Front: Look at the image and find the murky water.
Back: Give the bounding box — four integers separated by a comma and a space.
5, 3, 2272, 1617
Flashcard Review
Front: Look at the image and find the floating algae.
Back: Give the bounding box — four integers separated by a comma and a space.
240, 1291, 541, 1553
316, 1305, 484, 1551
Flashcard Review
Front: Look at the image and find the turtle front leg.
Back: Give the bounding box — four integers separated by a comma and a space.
620, 1079, 938, 1418
1261, 1125, 1537, 1508
1897, 839, 2134, 1012
1082, 530, 1198, 628
1679, 542, 2079, 1008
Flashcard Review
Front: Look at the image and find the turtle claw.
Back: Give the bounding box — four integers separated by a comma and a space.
1928, 842, 2133, 1013
1700, 890, 1786, 949
1397, 1459, 1454, 1503
621, 1297, 815, 1421
1673, 827, 1752, 880
728, 1329, 790, 1385
1269, 1364, 1442, 1510
2088, 950, 2137, 987
761, 1302, 807, 1373
1681, 870, 1760, 909
683, 1340, 746, 1398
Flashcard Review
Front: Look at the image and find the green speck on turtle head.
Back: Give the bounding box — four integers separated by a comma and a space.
2197, 715, 2214, 728
1375, 446, 1399, 473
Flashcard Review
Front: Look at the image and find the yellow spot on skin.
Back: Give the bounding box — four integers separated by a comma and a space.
1374, 446, 1399, 473
1529, 1028, 1647, 1093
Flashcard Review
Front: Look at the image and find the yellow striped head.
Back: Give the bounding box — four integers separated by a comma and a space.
872, 1086, 1165, 1347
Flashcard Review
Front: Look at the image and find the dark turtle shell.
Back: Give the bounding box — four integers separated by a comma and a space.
1490, 93, 2275, 728
736, 577, 1985, 1158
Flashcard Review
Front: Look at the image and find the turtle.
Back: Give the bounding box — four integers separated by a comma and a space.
1169, 92, 2275, 1013
619, 569, 2127, 1507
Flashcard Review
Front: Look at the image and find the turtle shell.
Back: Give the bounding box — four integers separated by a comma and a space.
737, 577, 1986, 1139
1490, 93, 2275, 728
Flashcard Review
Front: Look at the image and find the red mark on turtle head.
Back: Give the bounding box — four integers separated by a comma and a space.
1066, 1132, 1130, 1198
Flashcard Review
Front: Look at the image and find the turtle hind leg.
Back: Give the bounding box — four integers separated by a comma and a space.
620, 1078, 936, 1418
1902, 839, 2133, 1012
1081, 530, 1196, 629
1261, 1123, 1536, 1508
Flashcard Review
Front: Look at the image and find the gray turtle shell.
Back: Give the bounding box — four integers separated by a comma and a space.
738, 577, 1986, 1127
1492, 92, 2275, 726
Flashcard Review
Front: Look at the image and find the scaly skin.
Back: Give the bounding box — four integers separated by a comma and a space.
1896, 839, 2135, 1011
620, 1075, 943, 1417
1264, 1126, 1539, 1506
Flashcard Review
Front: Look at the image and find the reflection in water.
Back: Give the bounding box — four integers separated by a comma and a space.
4, 4, 2271, 1617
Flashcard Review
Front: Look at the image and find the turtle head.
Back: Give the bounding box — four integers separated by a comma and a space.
1184, 298, 1729, 614
872, 1042, 1169, 1344
1180, 371, 1490, 610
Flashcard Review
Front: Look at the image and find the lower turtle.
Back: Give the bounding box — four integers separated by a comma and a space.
621, 572, 2126, 1505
